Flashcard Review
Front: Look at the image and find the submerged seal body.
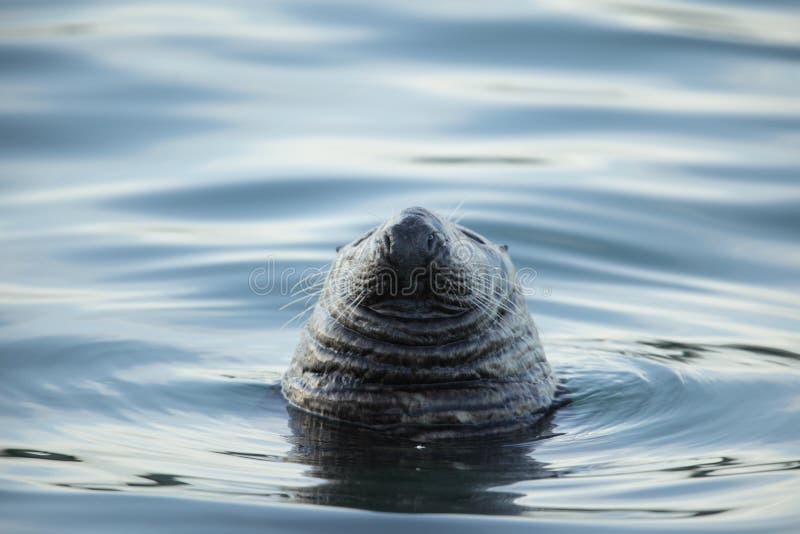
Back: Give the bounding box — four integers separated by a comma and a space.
282, 206, 556, 439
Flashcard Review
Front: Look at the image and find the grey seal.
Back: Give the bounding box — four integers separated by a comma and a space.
282, 206, 556, 440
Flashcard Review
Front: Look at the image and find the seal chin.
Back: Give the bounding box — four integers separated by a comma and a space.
366, 297, 470, 320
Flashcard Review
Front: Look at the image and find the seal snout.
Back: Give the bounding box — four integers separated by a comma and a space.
383, 207, 442, 272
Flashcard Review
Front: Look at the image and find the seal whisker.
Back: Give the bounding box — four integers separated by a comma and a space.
290, 280, 326, 299
448, 200, 465, 222
292, 274, 327, 290
290, 267, 330, 295
281, 300, 320, 330
468, 282, 518, 316
466, 292, 516, 340
334, 288, 369, 326
476, 291, 519, 318
280, 289, 322, 311
469, 273, 520, 308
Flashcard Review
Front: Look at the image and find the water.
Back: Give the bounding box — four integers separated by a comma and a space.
1, 1, 799, 532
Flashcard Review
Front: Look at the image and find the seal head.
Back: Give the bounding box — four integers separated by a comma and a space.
282, 206, 556, 439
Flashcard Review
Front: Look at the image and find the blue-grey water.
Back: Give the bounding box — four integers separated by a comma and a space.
1, 1, 799, 533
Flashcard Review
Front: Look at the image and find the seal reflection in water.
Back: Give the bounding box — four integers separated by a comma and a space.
282, 206, 556, 440
282, 405, 557, 514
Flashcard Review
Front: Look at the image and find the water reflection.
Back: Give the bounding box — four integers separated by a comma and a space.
278, 406, 558, 514
663, 457, 800, 478
56, 473, 189, 493
636, 340, 710, 363
410, 156, 547, 166
0, 448, 80, 462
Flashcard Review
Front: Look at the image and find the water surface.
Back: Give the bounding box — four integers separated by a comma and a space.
1, 1, 800, 532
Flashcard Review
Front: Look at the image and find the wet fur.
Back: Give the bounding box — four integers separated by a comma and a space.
282, 207, 556, 439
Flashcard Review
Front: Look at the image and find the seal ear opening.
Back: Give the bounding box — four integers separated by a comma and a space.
499, 244, 509, 252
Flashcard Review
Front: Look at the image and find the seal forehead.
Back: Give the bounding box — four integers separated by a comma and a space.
383, 206, 444, 232
399, 206, 439, 220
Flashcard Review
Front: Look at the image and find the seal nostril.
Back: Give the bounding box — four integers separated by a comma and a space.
383, 233, 392, 255
427, 232, 444, 256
